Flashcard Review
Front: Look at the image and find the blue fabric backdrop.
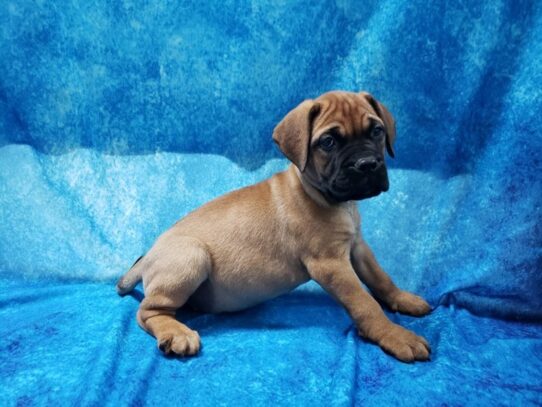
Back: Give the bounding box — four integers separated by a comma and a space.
1, 1, 541, 405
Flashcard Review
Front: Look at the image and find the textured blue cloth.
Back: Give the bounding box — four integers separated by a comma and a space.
1, 1, 541, 405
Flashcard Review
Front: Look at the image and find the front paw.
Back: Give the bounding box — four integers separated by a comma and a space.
377, 323, 431, 363
389, 291, 432, 317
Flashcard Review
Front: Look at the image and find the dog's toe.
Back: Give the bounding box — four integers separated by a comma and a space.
412, 340, 430, 361
157, 336, 173, 354
390, 291, 432, 317
171, 330, 201, 356
378, 324, 431, 363
157, 329, 201, 357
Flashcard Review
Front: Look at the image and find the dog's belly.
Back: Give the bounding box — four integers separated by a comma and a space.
187, 258, 309, 313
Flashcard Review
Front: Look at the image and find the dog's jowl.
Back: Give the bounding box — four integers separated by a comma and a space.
117, 90, 432, 362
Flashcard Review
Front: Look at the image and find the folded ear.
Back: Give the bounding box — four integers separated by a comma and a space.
272, 100, 321, 171
360, 92, 396, 158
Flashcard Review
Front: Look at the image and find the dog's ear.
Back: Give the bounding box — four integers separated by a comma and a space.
273, 100, 321, 171
360, 92, 396, 158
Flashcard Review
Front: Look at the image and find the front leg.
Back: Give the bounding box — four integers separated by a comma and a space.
305, 255, 430, 362
351, 237, 431, 317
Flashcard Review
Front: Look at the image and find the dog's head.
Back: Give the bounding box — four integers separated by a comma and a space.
273, 91, 396, 203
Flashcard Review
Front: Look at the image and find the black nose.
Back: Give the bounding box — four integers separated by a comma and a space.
353, 156, 383, 172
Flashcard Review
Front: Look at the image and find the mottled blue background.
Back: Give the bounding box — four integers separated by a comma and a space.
0, 1, 541, 406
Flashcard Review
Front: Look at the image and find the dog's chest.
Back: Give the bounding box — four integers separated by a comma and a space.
301, 202, 360, 255
344, 202, 361, 230
327, 202, 360, 239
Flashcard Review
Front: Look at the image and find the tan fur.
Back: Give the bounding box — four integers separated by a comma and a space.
117, 90, 431, 362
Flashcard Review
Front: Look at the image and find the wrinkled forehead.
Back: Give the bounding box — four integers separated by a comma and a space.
313, 91, 380, 137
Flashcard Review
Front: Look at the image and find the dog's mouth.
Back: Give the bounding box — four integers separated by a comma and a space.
329, 167, 389, 202
330, 185, 383, 202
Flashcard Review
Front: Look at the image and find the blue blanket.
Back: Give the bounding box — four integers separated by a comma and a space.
1, 1, 541, 405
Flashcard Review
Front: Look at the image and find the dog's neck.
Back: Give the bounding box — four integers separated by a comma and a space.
289, 165, 349, 209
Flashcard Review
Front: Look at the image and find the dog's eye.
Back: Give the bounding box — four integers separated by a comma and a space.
372, 126, 385, 138
319, 135, 336, 151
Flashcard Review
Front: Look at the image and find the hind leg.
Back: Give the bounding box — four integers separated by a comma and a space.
137, 235, 210, 356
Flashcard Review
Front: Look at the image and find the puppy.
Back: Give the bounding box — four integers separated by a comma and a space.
117, 90, 432, 362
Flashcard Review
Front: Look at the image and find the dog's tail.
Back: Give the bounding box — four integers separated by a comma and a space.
116, 255, 144, 296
